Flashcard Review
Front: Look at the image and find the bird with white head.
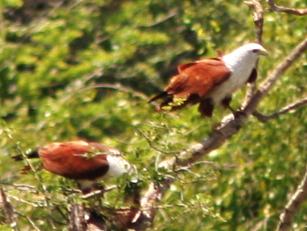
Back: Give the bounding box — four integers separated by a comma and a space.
13, 140, 135, 194
149, 43, 268, 117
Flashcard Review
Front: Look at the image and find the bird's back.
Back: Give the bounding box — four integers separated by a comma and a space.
39, 141, 111, 180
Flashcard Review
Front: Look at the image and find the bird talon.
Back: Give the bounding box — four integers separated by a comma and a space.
233, 110, 246, 118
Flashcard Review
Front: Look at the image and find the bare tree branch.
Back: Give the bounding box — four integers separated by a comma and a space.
267, 0, 307, 16
257, 39, 307, 96
244, 0, 264, 100
245, 0, 264, 44
0, 187, 18, 230
131, 179, 173, 231
69, 204, 87, 231
276, 167, 307, 231
138, 9, 178, 28
80, 83, 148, 101
253, 97, 307, 122
132, 38, 307, 230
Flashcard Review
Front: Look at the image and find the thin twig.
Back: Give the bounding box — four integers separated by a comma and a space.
245, 0, 264, 44
276, 167, 307, 231
253, 97, 307, 122
87, 83, 148, 100
0, 187, 18, 230
8, 195, 42, 207
1, 121, 51, 207
267, 0, 307, 16
258, 39, 307, 96
0, 183, 38, 193
15, 211, 41, 231
176, 160, 236, 171
138, 9, 178, 28
136, 128, 178, 155
63, 82, 148, 104
81, 185, 117, 199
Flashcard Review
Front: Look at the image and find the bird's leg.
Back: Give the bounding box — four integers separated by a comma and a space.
93, 182, 105, 192
198, 98, 214, 117
94, 183, 105, 208
221, 96, 233, 111
221, 96, 245, 118
221, 96, 238, 114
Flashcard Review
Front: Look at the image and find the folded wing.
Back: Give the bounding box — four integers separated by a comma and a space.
149, 58, 231, 110
166, 58, 231, 98
39, 141, 112, 180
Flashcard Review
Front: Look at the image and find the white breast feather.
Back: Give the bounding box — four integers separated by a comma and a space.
208, 46, 258, 104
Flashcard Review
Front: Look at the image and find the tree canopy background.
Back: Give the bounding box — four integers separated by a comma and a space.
0, 0, 306, 230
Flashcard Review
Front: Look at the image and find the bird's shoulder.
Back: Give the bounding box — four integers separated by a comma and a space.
166, 58, 231, 96
177, 57, 227, 73
39, 140, 115, 158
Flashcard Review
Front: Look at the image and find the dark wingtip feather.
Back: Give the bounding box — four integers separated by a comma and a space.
12, 150, 39, 161
148, 91, 168, 103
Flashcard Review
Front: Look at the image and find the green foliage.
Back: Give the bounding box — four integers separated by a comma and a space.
0, 0, 306, 230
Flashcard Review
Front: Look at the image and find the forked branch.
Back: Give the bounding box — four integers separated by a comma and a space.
253, 97, 307, 122
244, 0, 264, 43
267, 0, 307, 16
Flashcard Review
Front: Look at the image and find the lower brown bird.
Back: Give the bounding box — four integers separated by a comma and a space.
13, 140, 133, 194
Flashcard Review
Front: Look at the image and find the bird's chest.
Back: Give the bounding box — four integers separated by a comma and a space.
209, 64, 253, 103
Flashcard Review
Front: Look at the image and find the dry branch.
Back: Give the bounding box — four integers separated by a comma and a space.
276, 167, 307, 231
267, 0, 307, 16
245, 0, 264, 44
69, 204, 87, 231
82, 83, 148, 100
244, 0, 264, 100
0, 187, 17, 229
132, 38, 307, 230
253, 97, 307, 122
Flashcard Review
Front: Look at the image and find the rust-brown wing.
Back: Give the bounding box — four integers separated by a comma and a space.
166, 58, 231, 98
39, 141, 110, 180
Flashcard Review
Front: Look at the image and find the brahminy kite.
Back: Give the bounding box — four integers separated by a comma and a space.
13, 140, 133, 193
149, 43, 268, 117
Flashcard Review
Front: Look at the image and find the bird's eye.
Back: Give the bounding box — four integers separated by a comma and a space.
252, 49, 258, 53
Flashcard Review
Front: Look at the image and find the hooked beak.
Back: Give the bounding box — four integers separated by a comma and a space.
259, 47, 269, 56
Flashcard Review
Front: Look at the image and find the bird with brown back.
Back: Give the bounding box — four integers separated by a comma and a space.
149, 43, 268, 117
13, 140, 133, 194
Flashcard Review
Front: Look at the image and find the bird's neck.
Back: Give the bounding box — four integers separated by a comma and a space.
222, 50, 258, 73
